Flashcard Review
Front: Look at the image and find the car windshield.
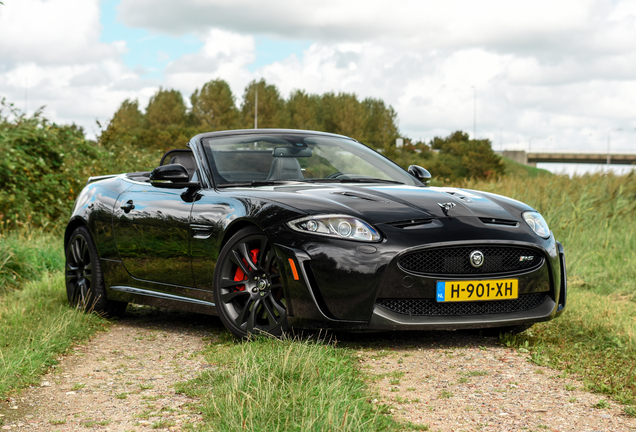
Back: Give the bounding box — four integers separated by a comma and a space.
201, 133, 420, 187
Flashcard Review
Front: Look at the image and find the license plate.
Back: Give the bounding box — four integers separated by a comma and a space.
436, 279, 518, 302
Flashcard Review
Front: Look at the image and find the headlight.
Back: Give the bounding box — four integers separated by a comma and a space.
522, 211, 551, 238
287, 215, 381, 242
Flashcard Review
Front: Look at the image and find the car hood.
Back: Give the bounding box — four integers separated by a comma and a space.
259, 183, 532, 224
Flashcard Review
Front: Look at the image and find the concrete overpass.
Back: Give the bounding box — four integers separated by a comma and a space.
502, 150, 636, 166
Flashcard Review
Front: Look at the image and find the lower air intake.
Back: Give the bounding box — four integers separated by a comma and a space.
376, 293, 546, 316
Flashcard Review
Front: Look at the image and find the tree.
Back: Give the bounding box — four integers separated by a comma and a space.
100, 99, 144, 145
240, 79, 284, 129
321, 92, 367, 142
190, 79, 239, 131
363, 98, 399, 152
428, 131, 504, 180
145, 88, 186, 129
285, 90, 323, 131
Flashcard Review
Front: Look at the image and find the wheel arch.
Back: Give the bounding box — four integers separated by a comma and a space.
220, 219, 264, 250
64, 216, 89, 250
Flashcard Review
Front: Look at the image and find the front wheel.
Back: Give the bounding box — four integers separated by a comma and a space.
214, 226, 289, 338
65, 226, 127, 317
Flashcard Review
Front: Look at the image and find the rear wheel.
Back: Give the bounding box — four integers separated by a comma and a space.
214, 226, 288, 338
65, 226, 127, 317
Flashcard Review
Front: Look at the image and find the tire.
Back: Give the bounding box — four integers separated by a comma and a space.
214, 226, 289, 338
65, 226, 127, 317
480, 323, 534, 337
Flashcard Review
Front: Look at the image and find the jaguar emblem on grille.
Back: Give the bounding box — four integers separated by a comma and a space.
469, 250, 484, 268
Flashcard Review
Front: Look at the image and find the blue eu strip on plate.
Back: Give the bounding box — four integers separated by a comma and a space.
436, 281, 445, 301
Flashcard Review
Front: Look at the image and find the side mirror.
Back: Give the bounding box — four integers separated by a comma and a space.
150, 164, 199, 189
408, 165, 432, 186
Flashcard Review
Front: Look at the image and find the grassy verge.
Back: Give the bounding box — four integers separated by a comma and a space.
457, 172, 636, 413
0, 227, 107, 399
0, 272, 107, 396
176, 336, 417, 432
0, 227, 64, 294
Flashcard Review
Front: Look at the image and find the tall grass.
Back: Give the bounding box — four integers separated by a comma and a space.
0, 272, 106, 396
0, 227, 63, 294
177, 336, 401, 432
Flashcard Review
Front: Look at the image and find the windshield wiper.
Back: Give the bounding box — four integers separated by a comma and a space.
217, 180, 300, 188
301, 178, 404, 185
338, 178, 404, 184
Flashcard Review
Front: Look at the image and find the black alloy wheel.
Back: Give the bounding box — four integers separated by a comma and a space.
65, 226, 127, 316
214, 226, 288, 338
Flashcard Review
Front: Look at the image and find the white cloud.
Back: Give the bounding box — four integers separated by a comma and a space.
0, 0, 122, 66
163, 29, 256, 100
0, 0, 145, 136
118, 0, 636, 55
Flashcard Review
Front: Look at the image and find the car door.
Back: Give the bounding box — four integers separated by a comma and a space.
113, 183, 195, 288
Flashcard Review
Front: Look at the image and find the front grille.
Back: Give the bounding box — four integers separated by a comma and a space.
398, 246, 543, 275
376, 293, 546, 316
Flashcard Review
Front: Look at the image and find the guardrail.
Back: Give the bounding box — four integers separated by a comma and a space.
501, 151, 636, 166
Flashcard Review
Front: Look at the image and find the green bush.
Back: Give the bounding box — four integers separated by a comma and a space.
0, 99, 106, 228
0, 98, 164, 229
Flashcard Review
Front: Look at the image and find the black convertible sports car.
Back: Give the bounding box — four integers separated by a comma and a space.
65, 129, 566, 337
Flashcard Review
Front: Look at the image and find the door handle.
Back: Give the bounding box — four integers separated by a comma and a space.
120, 200, 135, 213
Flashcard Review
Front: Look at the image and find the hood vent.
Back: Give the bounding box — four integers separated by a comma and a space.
331, 191, 391, 203
387, 218, 436, 229
443, 190, 473, 203
479, 217, 518, 227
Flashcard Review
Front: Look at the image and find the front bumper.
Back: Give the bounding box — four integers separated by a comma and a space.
269, 221, 566, 331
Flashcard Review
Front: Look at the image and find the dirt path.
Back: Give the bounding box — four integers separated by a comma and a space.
0, 306, 224, 432
2, 309, 636, 431
347, 331, 636, 432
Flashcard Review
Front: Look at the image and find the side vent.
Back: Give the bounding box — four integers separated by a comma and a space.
478, 217, 518, 227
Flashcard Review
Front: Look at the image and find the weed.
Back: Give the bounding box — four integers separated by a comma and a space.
152, 419, 176, 429
592, 399, 610, 409
402, 421, 429, 430
438, 390, 453, 399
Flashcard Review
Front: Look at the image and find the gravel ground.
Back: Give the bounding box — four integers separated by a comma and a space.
2, 310, 635, 432
354, 331, 636, 432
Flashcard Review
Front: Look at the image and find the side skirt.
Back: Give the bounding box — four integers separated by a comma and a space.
110, 285, 217, 316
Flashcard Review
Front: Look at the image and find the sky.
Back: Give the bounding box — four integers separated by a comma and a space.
0, 0, 635, 174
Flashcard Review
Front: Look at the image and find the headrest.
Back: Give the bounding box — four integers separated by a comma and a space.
267, 157, 304, 180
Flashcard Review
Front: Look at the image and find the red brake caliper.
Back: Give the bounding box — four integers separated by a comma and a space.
233, 249, 260, 291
